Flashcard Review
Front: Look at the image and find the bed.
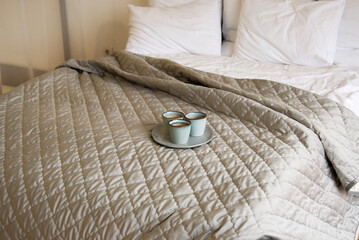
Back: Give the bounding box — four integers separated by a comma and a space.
1, 0, 359, 239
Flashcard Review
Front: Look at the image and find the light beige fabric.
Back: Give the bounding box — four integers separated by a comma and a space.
0, 51, 358, 239
0, 68, 2, 94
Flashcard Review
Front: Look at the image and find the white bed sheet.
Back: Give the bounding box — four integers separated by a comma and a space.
148, 53, 359, 117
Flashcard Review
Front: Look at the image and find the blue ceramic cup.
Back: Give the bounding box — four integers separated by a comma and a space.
162, 111, 185, 134
168, 119, 191, 144
185, 112, 207, 137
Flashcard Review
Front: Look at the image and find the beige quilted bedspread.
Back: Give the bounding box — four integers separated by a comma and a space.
0, 51, 358, 239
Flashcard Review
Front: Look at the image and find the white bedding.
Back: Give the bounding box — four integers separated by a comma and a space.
148, 53, 359, 117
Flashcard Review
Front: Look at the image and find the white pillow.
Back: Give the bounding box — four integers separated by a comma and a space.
148, 0, 223, 29
221, 41, 235, 56
334, 49, 359, 66
334, 0, 359, 66
126, 2, 221, 55
149, 0, 194, 7
222, 0, 241, 42
232, 0, 345, 67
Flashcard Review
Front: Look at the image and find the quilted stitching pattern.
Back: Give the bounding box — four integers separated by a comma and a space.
0, 51, 358, 239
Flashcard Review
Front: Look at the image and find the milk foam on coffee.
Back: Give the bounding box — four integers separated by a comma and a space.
164, 114, 183, 119
186, 115, 205, 120
171, 122, 189, 127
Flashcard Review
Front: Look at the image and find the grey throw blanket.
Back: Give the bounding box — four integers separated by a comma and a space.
0, 50, 358, 239
66, 51, 359, 192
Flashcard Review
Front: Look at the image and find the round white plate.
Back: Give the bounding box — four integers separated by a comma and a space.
151, 124, 213, 148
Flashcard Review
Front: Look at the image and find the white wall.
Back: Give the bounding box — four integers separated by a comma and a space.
0, 0, 65, 85
65, 0, 149, 60
0, 0, 148, 86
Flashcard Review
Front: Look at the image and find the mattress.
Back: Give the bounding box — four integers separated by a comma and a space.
0, 51, 358, 239
149, 53, 359, 117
